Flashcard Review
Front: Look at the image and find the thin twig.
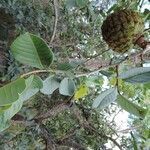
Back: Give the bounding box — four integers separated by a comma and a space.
83, 49, 110, 63
58, 140, 87, 150
38, 123, 56, 150
118, 125, 143, 133
139, 0, 145, 10
35, 102, 70, 121
57, 127, 79, 142
75, 49, 110, 70
72, 105, 123, 150
76, 44, 150, 77
116, 65, 120, 93
144, 28, 150, 33
20, 70, 51, 78
50, 0, 59, 44
20, 69, 64, 78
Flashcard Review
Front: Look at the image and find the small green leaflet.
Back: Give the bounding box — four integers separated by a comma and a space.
143, 9, 150, 21
40, 76, 60, 95
92, 87, 118, 109
65, 0, 88, 10
106, 4, 118, 14
20, 75, 43, 101
74, 84, 89, 100
0, 78, 26, 106
119, 67, 150, 83
117, 95, 147, 118
131, 132, 138, 150
59, 78, 76, 96
57, 60, 83, 71
57, 62, 75, 71
11, 32, 54, 69
65, 0, 76, 9
0, 98, 24, 132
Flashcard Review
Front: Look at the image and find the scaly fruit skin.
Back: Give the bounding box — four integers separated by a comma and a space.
101, 9, 144, 53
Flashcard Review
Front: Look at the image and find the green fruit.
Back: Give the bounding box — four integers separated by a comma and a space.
101, 9, 144, 53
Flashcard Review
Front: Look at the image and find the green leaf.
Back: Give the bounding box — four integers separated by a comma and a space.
0, 98, 24, 132
119, 67, 150, 83
76, 0, 88, 8
143, 9, 150, 21
107, 4, 118, 14
117, 95, 147, 118
11, 32, 54, 69
0, 78, 26, 106
74, 84, 89, 100
100, 70, 113, 77
65, 0, 77, 10
143, 82, 150, 94
40, 76, 60, 95
92, 87, 118, 109
0, 105, 11, 113
131, 132, 138, 150
59, 78, 76, 96
20, 75, 43, 101
57, 62, 75, 71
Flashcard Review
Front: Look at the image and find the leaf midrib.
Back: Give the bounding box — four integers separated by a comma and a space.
28, 33, 43, 69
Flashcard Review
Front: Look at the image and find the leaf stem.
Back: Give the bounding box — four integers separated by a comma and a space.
20, 69, 64, 78
115, 65, 120, 93
49, 0, 59, 44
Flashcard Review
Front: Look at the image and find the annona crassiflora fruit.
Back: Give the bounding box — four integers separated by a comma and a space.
101, 9, 144, 53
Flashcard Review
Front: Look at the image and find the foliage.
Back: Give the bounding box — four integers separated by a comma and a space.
0, 0, 150, 149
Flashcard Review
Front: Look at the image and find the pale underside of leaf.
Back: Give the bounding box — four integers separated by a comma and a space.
92, 87, 118, 109
119, 67, 150, 83
59, 78, 76, 96
0, 98, 24, 132
117, 95, 147, 118
20, 75, 43, 101
40, 76, 60, 95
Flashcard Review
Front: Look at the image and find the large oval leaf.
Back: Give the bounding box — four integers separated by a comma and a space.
11, 32, 54, 69
119, 67, 150, 83
92, 87, 118, 109
40, 76, 60, 95
59, 78, 76, 96
0, 78, 26, 106
117, 95, 147, 118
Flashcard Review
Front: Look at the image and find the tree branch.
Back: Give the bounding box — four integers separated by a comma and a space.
35, 102, 70, 121
50, 0, 59, 44
38, 123, 57, 150
72, 105, 123, 150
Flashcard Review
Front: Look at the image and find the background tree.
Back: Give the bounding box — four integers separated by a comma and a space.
0, 0, 149, 149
